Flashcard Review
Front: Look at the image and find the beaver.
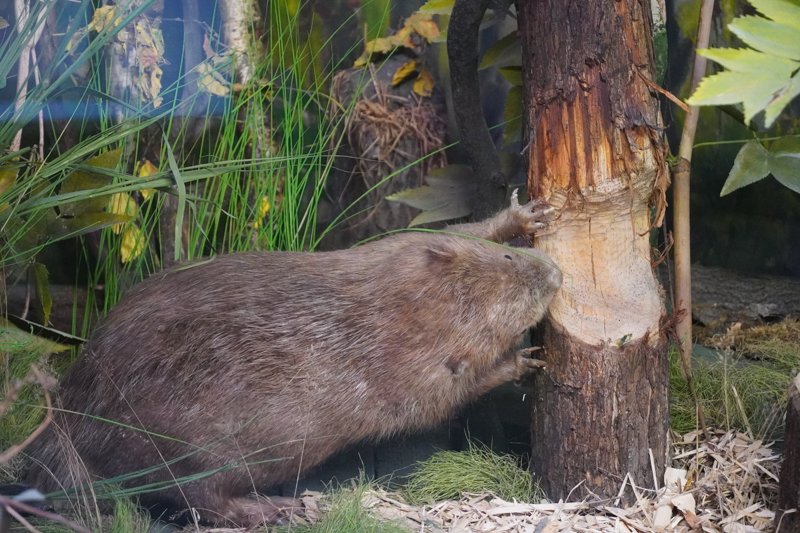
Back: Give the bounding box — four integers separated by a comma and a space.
25, 192, 562, 527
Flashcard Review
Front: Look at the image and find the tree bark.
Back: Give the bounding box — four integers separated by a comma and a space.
776, 374, 800, 532
518, 0, 670, 501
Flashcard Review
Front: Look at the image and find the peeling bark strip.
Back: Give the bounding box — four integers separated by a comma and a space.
521, 0, 663, 197
518, 0, 669, 501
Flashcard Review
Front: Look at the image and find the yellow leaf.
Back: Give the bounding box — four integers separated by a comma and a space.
88, 5, 121, 33
135, 160, 158, 201
257, 196, 270, 217
252, 196, 271, 229
120, 225, 146, 263
107, 193, 138, 234
0, 165, 18, 196
392, 59, 419, 86
0, 17, 9, 30
197, 61, 231, 96
66, 30, 86, 53
413, 69, 435, 97
354, 54, 369, 68
365, 36, 396, 55
394, 25, 415, 49
407, 13, 440, 42
136, 64, 163, 106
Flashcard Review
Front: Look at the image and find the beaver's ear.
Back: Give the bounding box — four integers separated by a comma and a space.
425, 243, 458, 266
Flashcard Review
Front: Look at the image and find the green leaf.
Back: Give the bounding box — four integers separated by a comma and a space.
498, 66, 523, 86
418, 0, 454, 14
749, 0, 800, 31
768, 136, 800, 193
720, 140, 770, 196
0, 319, 70, 356
764, 71, 800, 126
687, 70, 789, 124
699, 47, 798, 74
409, 203, 471, 226
387, 164, 476, 225
424, 164, 475, 187
479, 31, 520, 70
59, 148, 123, 216
32, 263, 52, 325
729, 15, 800, 60
386, 186, 446, 211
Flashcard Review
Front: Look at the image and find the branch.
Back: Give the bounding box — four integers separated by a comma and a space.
672, 0, 715, 435
447, 0, 507, 219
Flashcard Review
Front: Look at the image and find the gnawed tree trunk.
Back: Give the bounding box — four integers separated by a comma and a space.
518, 0, 670, 500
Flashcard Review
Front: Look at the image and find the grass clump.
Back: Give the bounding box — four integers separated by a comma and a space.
0, 321, 67, 453
670, 321, 800, 440
403, 441, 538, 505
284, 482, 407, 533
109, 496, 152, 533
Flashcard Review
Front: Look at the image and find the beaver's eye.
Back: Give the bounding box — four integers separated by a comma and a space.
504, 254, 513, 261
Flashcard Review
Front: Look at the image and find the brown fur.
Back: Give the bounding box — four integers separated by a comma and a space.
25, 197, 561, 527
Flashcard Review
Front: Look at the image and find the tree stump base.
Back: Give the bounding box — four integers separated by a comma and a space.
776, 373, 800, 532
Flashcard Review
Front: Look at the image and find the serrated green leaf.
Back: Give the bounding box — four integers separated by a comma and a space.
687, 70, 788, 124
764, 71, 800, 126
720, 140, 770, 195
749, 0, 800, 31
498, 66, 523, 86
418, 0, 454, 14
729, 15, 800, 60
768, 136, 800, 193
479, 31, 520, 70
32, 263, 52, 325
387, 164, 476, 225
699, 47, 798, 74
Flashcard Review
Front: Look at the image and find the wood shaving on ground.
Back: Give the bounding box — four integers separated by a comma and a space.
362, 430, 779, 532
189, 430, 782, 532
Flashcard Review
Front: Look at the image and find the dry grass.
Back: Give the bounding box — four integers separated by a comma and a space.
188, 429, 781, 532
343, 430, 780, 532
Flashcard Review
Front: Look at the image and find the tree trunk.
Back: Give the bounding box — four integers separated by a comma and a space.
518, 0, 670, 501
776, 374, 800, 532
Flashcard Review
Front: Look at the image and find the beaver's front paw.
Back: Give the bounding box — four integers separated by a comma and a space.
508, 188, 556, 236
